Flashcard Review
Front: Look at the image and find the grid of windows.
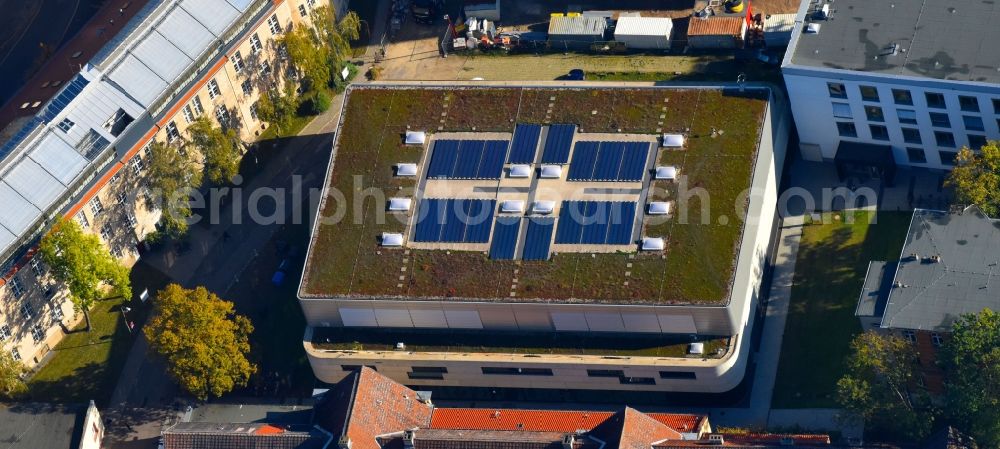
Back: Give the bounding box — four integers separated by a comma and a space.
89, 197, 104, 216
57, 118, 75, 132
77, 212, 89, 229
837, 122, 857, 137
9, 276, 24, 298
250, 102, 259, 121
859, 85, 879, 102
925, 92, 946, 108
182, 105, 194, 124
968, 134, 986, 150
31, 324, 44, 343
963, 115, 984, 131
993, 98, 1000, 114
10, 348, 20, 362
902, 330, 916, 342
267, 14, 281, 34
0, 324, 9, 341
892, 89, 913, 105
929, 112, 950, 128
116, 191, 127, 204
30, 257, 44, 277
250, 33, 263, 53
870, 124, 889, 141
939, 150, 958, 165
192, 96, 204, 115
897, 109, 917, 124
864, 105, 884, 122
215, 105, 230, 125
20, 303, 33, 320
131, 153, 144, 174
906, 147, 927, 164
166, 121, 180, 143
958, 95, 979, 112
231, 51, 244, 74
828, 82, 847, 99
126, 212, 137, 227
207, 79, 221, 99
241, 80, 253, 96
259, 61, 271, 77
299, 4, 307, 16
110, 171, 121, 185
831, 102, 852, 119
902, 128, 922, 144
52, 307, 63, 321
100, 224, 113, 241
931, 333, 944, 347
935, 131, 956, 147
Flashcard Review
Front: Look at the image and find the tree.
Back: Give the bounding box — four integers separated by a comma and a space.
311, 6, 359, 71
281, 24, 330, 91
145, 284, 256, 400
940, 309, 1000, 448
946, 141, 1000, 216
256, 84, 298, 135
39, 218, 132, 332
147, 141, 202, 237
186, 117, 242, 185
0, 350, 26, 399
836, 331, 935, 442
281, 6, 360, 91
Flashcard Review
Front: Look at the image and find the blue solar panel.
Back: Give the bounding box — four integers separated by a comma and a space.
413, 199, 447, 242
617, 142, 649, 182
580, 201, 610, 244
464, 199, 496, 243
508, 124, 541, 163
554, 201, 586, 244
440, 199, 470, 242
606, 202, 637, 244
41, 75, 89, 123
476, 140, 508, 179
540, 124, 576, 164
567, 142, 599, 181
453, 140, 486, 179
0, 117, 41, 162
489, 217, 522, 260
427, 140, 460, 178
522, 217, 555, 261
593, 142, 625, 181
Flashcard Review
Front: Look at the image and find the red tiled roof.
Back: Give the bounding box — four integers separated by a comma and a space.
590, 408, 683, 449
687, 16, 746, 37
653, 432, 833, 448
429, 408, 703, 435
343, 367, 433, 449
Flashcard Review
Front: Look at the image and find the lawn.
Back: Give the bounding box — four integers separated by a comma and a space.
771, 211, 912, 408
301, 86, 768, 305
312, 327, 730, 358
27, 261, 170, 405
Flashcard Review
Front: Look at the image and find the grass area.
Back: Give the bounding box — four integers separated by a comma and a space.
301, 86, 767, 305
771, 211, 912, 408
586, 58, 784, 86
312, 327, 730, 358
27, 261, 170, 405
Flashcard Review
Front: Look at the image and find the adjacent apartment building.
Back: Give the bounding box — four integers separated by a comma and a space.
782, 0, 1000, 170
0, 0, 345, 368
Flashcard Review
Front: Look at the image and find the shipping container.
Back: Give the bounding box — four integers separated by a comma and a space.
686, 16, 747, 49
548, 16, 608, 50
614, 16, 673, 50
763, 13, 796, 47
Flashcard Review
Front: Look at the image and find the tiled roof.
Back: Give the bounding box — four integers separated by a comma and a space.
380, 429, 604, 449
590, 407, 683, 449
429, 408, 702, 435
686, 16, 745, 37
333, 367, 434, 449
654, 432, 833, 448
162, 422, 329, 449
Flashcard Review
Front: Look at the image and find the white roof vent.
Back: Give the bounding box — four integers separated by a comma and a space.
647, 202, 671, 215
532, 200, 556, 214
405, 131, 426, 145
500, 200, 526, 213
662, 133, 685, 148
381, 233, 404, 247
539, 165, 563, 179
396, 163, 418, 177
688, 342, 704, 355
805, 23, 821, 33
387, 198, 412, 211
654, 166, 678, 180
509, 164, 532, 178
641, 237, 665, 251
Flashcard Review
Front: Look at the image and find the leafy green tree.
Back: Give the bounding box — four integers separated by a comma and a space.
0, 350, 26, 399
836, 331, 935, 442
147, 141, 202, 237
145, 284, 256, 400
311, 6, 359, 71
256, 84, 298, 135
281, 24, 330, 91
39, 218, 132, 332
186, 117, 242, 185
946, 141, 1000, 216
312, 89, 332, 114
940, 309, 1000, 448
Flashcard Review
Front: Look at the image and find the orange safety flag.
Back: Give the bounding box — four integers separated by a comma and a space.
746, 0, 754, 27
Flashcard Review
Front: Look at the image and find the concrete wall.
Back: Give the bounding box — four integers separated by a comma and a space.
79, 401, 104, 449
783, 68, 1000, 168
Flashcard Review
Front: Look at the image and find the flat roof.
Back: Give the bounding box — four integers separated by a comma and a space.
788, 0, 1000, 84
883, 206, 1000, 331
300, 85, 768, 305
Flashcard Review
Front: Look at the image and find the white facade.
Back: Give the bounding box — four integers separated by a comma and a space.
613, 17, 673, 50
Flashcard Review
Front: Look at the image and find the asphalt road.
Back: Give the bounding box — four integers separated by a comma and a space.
0, 0, 102, 105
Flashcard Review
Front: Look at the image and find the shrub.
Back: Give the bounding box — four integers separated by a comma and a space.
367, 66, 383, 81
312, 90, 332, 114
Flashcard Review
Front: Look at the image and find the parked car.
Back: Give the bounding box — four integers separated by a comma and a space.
567, 69, 585, 80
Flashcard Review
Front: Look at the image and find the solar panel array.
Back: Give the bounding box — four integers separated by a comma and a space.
488, 216, 522, 260
41, 75, 90, 123
522, 217, 556, 261
426, 140, 509, 179
567, 141, 650, 182
540, 124, 577, 164
507, 124, 542, 164
413, 199, 497, 243
555, 201, 637, 245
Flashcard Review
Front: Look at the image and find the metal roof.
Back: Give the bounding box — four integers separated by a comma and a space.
0, 403, 87, 449
882, 207, 1000, 331
613, 16, 673, 37
763, 13, 796, 34
547, 16, 607, 36
788, 0, 1000, 84
856, 260, 893, 317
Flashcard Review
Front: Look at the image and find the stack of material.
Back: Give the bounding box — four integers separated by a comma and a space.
686, 16, 748, 49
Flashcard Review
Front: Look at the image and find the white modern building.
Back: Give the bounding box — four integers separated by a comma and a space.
782, 0, 1000, 173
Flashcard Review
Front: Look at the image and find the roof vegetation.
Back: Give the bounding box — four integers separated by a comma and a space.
301, 86, 767, 305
